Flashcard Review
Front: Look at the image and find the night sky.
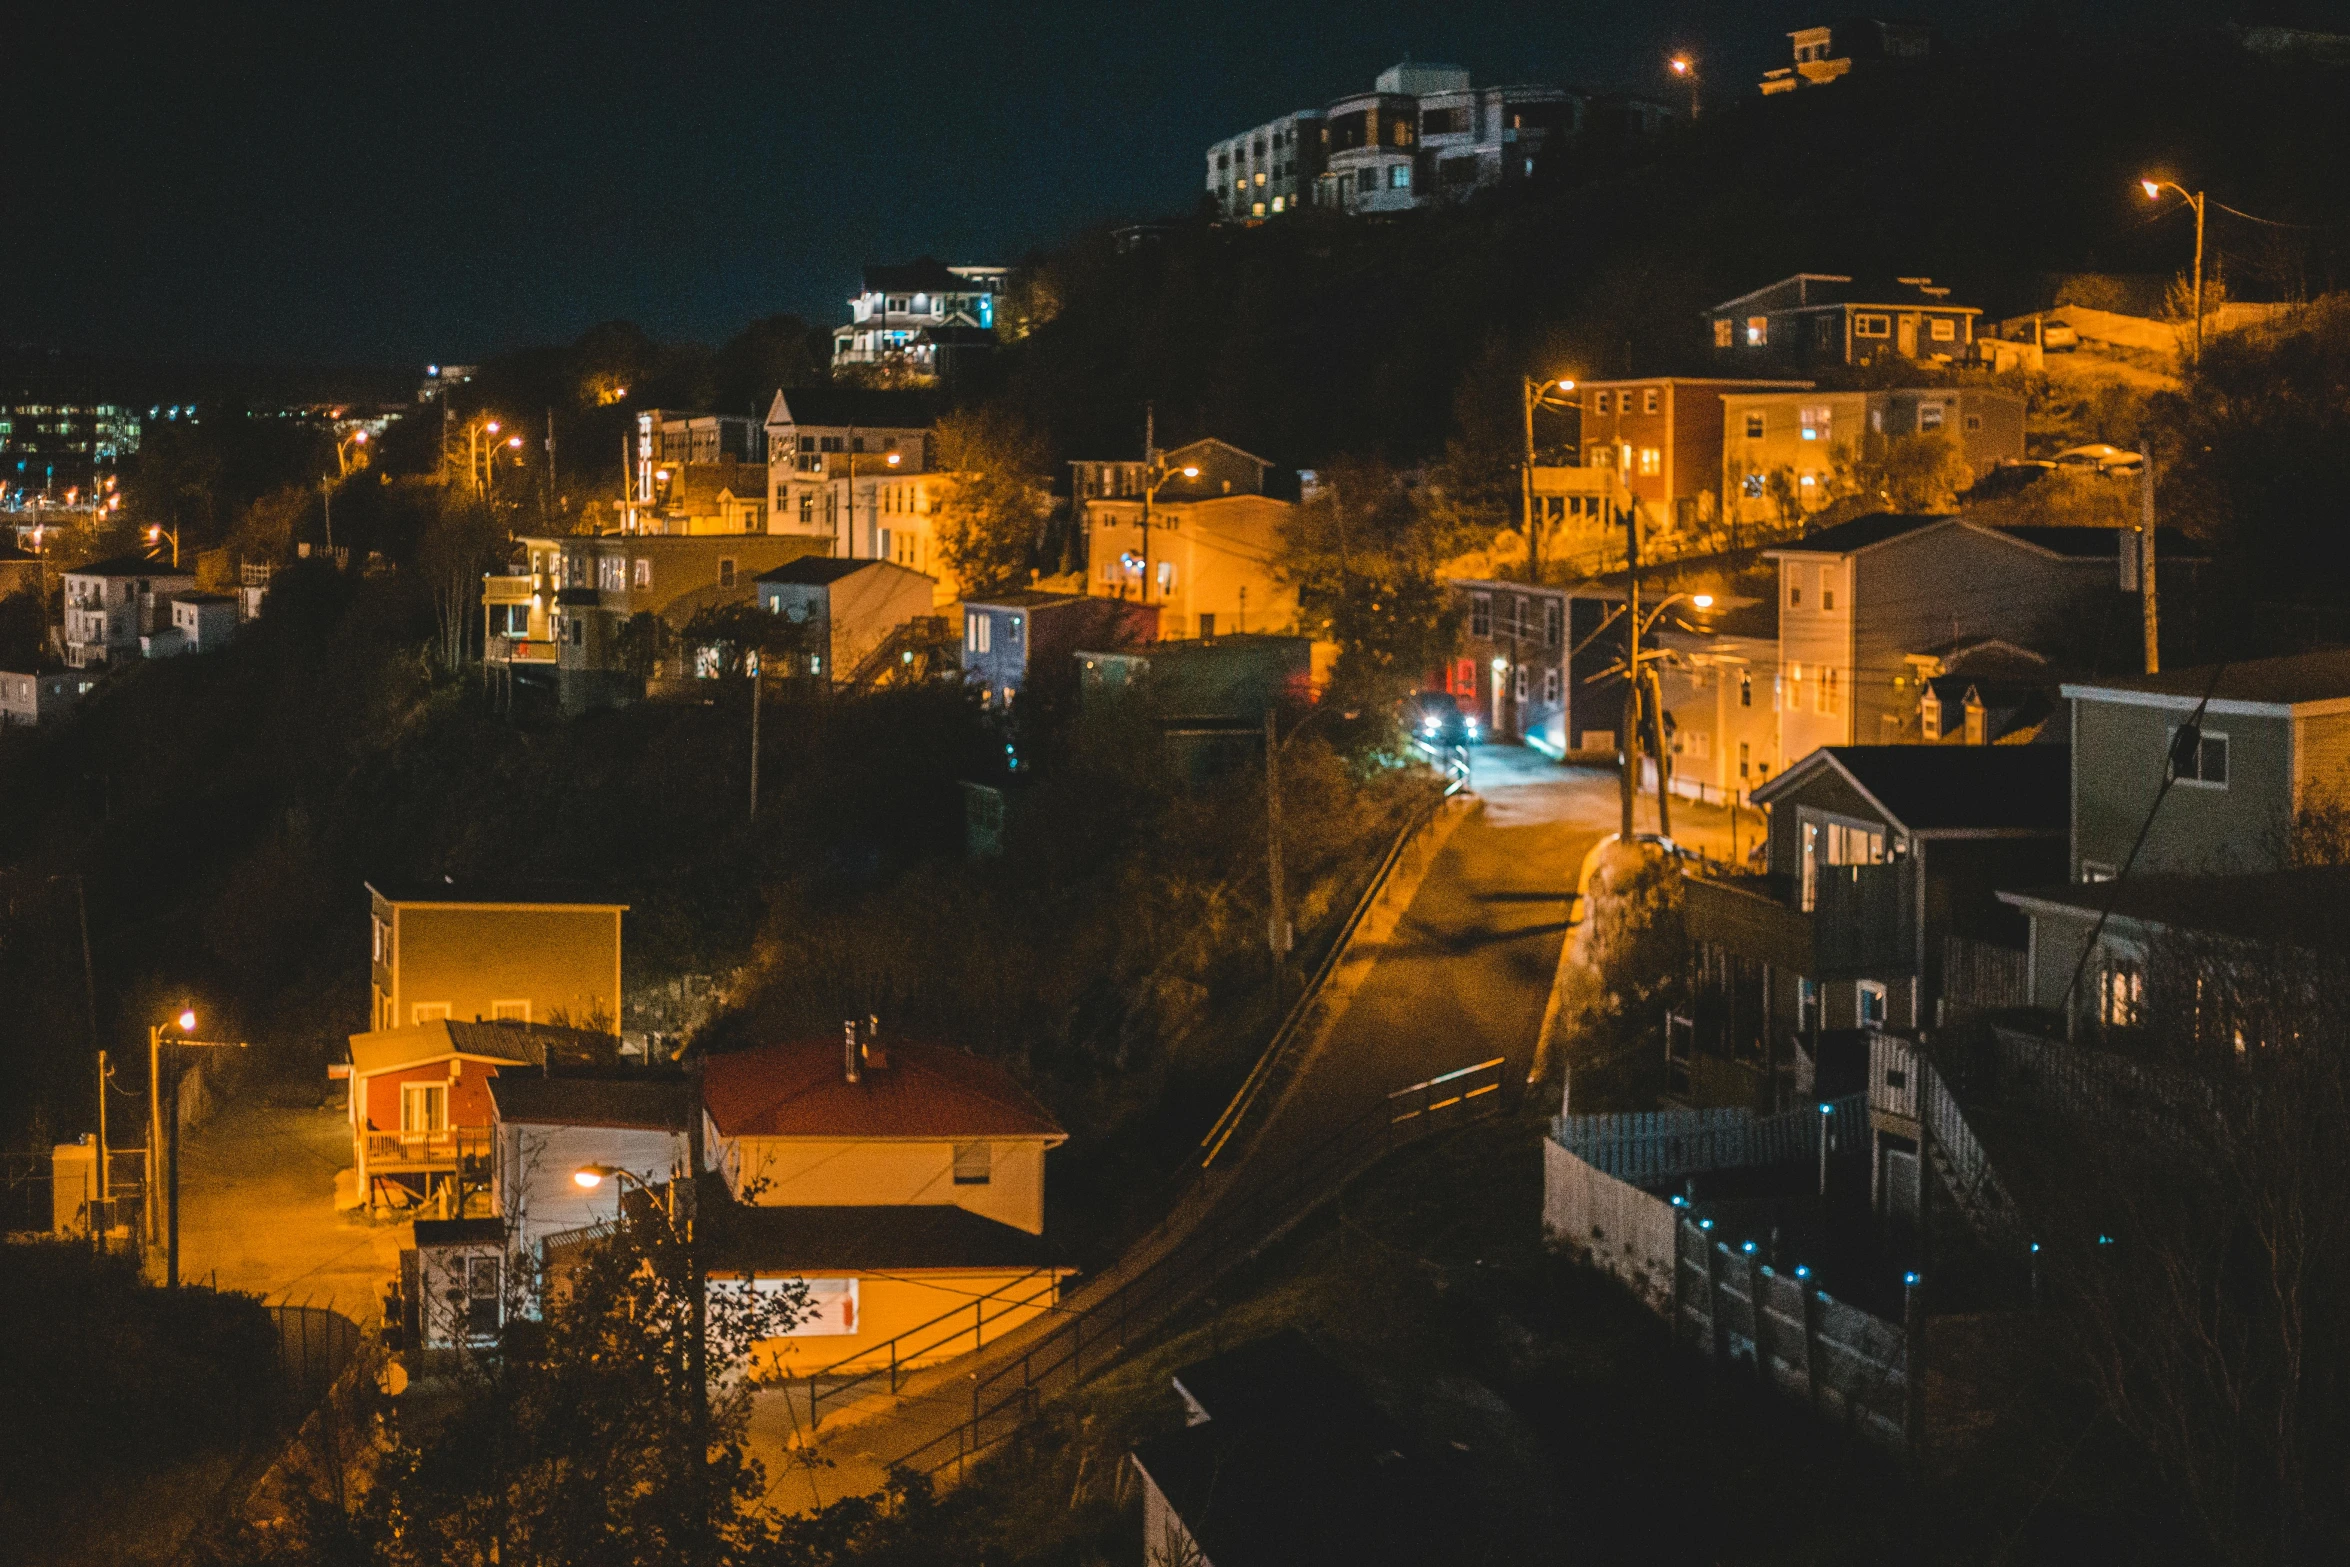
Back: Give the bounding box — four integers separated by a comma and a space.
6, 0, 2219, 367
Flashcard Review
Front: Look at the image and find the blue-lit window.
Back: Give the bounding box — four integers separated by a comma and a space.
978, 297, 994, 329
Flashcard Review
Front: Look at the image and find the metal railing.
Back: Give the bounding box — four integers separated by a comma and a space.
884, 1056, 1508, 1479
364, 1127, 491, 1167
1195, 790, 1451, 1167
799, 1270, 1066, 1426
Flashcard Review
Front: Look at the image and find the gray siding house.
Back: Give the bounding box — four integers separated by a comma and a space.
1997, 651, 2350, 1035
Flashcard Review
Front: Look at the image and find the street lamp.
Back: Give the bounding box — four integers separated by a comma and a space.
1521, 376, 1579, 584
1668, 55, 1698, 120
147, 1006, 242, 1286
2139, 177, 2206, 369
1134, 457, 1201, 608
335, 427, 371, 478
144, 523, 181, 568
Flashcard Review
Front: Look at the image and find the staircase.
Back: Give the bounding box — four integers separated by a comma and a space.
847, 616, 958, 689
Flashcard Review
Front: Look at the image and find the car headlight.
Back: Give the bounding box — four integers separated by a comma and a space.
1466, 721, 1480, 737
1422, 718, 1439, 733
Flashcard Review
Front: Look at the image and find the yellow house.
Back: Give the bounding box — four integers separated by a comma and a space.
366, 881, 626, 1034
698, 1029, 1071, 1377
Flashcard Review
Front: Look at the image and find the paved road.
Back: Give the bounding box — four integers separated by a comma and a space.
753, 746, 1628, 1511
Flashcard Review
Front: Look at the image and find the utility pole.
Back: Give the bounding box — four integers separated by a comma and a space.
1140, 403, 1157, 605
543, 408, 556, 525
1620, 503, 1641, 843
2139, 442, 2159, 674
748, 657, 762, 820
1265, 706, 1290, 993
95, 1049, 109, 1248
319, 476, 334, 555
1521, 380, 1540, 584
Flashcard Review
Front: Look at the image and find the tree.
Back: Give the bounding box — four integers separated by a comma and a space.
2042, 929, 2350, 1564
931, 405, 1052, 595
712, 314, 828, 416
677, 599, 813, 680
1278, 459, 1466, 712
229, 483, 314, 566
240, 1194, 812, 1566
414, 488, 506, 673
1819, 429, 1972, 521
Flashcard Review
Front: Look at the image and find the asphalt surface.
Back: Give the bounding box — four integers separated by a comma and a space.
754, 746, 1630, 1510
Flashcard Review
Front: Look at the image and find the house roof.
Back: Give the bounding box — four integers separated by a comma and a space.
755, 556, 934, 588
1765, 513, 1947, 555
365, 877, 629, 910
963, 589, 1088, 609
766, 387, 940, 431
347, 1020, 542, 1078
1751, 745, 2070, 833
699, 1197, 1066, 1274
700, 1038, 1065, 1142
1130, 1333, 1454, 1567
860, 259, 991, 295
173, 591, 239, 605
488, 1073, 692, 1130
413, 1217, 505, 1249
1998, 869, 2350, 955
1710, 273, 1980, 314
61, 554, 197, 579
2062, 650, 2350, 713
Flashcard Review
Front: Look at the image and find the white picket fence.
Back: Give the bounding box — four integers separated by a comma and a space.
1552, 1095, 1864, 1185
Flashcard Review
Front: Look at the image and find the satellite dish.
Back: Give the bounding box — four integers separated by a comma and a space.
376, 1359, 409, 1397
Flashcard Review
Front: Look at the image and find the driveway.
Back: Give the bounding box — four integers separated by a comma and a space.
173, 1086, 404, 1322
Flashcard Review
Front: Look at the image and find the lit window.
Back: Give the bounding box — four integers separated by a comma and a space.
1799, 406, 1831, 442
1714, 319, 1734, 349
2100, 959, 2143, 1029
1930, 317, 1956, 342
1389, 164, 1411, 189
1252, 202, 1266, 217
1637, 447, 1661, 476
1745, 316, 1768, 346
1271, 196, 1285, 213
1255, 171, 1267, 186
1918, 403, 1945, 431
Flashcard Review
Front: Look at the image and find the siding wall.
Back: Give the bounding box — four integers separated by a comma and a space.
737, 1267, 1061, 1376
2073, 699, 2291, 876
715, 1133, 1050, 1234
380, 903, 622, 1033
497, 1122, 691, 1249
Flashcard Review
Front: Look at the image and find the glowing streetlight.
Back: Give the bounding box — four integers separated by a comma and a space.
2139, 176, 2206, 368
1668, 55, 1699, 120
1691, 593, 1715, 609
1521, 375, 1584, 583
145, 523, 182, 568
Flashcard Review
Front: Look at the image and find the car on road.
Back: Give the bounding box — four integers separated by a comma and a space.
1400, 690, 1479, 753
2052, 443, 2143, 476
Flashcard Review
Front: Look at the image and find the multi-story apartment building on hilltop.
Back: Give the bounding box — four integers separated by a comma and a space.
1205, 62, 1650, 220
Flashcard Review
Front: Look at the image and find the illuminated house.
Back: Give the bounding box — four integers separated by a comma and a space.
831, 260, 1003, 374
365, 880, 626, 1036
60, 556, 197, 668
489, 1072, 692, 1255
695, 1027, 1071, 1376
339, 1019, 619, 1215
1759, 18, 1934, 95
482, 531, 826, 712
1210, 63, 1612, 220
755, 557, 939, 683
1077, 439, 1296, 640
763, 387, 945, 566
1707, 274, 1982, 367
960, 590, 1157, 710
1720, 386, 2023, 523
1574, 376, 1811, 537
1435, 579, 1569, 755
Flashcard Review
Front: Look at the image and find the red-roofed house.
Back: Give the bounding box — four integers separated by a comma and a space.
696, 1027, 1072, 1376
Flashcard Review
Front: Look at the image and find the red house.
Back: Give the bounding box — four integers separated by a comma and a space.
339, 1019, 610, 1215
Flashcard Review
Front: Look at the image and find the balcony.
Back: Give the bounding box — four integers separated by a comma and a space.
487, 636, 558, 665
365, 1127, 490, 1171
1684, 861, 1917, 980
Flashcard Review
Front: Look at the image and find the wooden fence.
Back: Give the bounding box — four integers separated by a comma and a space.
1675, 1223, 1916, 1454
1943, 936, 2030, 1013
1552, 1095, 1864, 1185
1544, 1132, 1920, 1455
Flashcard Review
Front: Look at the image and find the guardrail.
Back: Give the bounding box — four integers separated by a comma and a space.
885, 1056, 1507, 1479
800, 1270, 1065, 1427
1196, 789, 1450, 1167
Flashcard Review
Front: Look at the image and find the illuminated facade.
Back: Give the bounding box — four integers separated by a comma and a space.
831, 260, 1003, 373
0, 401, 140, 496
1208, 63, 1630, 220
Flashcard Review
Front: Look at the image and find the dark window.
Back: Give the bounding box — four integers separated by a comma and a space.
1544, 599, 1563, 649
1470, 593, 1492, 637
952, 1142, 992, 1185
2170, 728, 2228, 786
1740, 670, 1753, 707
719, 559, 736, 588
